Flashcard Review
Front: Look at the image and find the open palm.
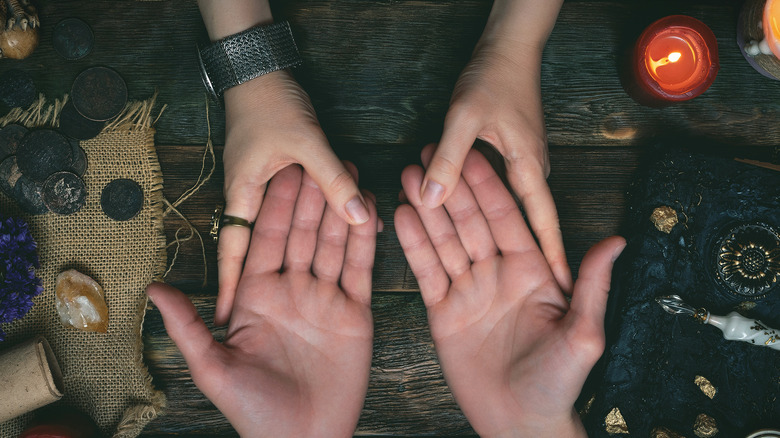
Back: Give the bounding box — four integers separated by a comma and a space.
421, 0, 571, 294
396, 146, 625, 437
147, 165, 377, 437
215, 69, 370, 327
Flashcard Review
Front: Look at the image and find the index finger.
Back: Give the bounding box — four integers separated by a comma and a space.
506, 164, 572, 293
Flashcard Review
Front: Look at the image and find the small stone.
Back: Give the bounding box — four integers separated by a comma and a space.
759, 39, 772, 55
55, 270, 108, 333
693, 414, 718, 438
745, 40, 761, 57
650, 206, 678, 233
605, 407, 629, 434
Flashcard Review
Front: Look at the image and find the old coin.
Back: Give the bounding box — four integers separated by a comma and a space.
0, 156, 23, 197
71, 66, 128, 121
59, 100, 104, 140
42, 171, 87, 215
52, 18, 94, 60
13, 175, 49, 215
0, 69, 36, 109
0, 124, 27, 160
101, 178, 143, 221
68, 139, 88, 177
16, 129, 73, 182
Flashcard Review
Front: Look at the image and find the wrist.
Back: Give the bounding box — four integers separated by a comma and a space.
197, 21, 303, 102
481, 0, 563, 53
482, 409, 587, 438
223, 69, 298, 115
198, 0, 273, 41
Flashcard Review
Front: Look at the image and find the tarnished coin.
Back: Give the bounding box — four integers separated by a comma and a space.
59, 100, 104, 140
68, 139, 88, 177
0, 156, 22, 197
53, 18, 94, 60
71, 66, 128, 122
0, 124, 27, 160
42, 171, 87, 215
0, 69, 36, 109
13, 175, 49, 215
16, 129, 73, 182
101, 178, 143, 221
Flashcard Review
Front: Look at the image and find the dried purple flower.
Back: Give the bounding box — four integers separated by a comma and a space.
0, 214, 43, 341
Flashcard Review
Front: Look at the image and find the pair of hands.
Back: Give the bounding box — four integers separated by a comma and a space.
146, 145, 625, 437
213, 0, 572, 328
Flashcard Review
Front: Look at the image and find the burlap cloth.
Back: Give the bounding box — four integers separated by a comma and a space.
0, 95, 166, 437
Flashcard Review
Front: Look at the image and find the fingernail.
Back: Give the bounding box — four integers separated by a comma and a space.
421, 180, 444, 208
612, 240, 628, 262
346, 196, 370, 224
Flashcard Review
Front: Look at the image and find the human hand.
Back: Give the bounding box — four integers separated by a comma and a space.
216, 70, 370, 326
147, 164, 378, 437
420, 0, 571, 292
396, 145, 625, 437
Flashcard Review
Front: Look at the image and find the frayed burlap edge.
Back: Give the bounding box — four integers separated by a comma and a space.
0, 94, 69, 128
0, 94, 169, 437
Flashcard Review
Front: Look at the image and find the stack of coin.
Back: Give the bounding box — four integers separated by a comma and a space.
0, 69, 37, 110
1, 128, 87, 215
0, 27, 134, 218
0, 124, 26, 161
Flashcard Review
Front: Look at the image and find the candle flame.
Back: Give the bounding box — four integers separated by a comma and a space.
649, 51, 683, 75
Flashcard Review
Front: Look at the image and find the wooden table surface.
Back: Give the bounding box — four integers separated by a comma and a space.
3, 0, 779, 436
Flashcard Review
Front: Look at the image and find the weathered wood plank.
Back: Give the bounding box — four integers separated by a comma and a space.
281, 0, 780, 147
158, 145, 642, 291
543, 2, 780, 148
0, 1, 776, 436
1, 1, 778, 148
141, 294, 475, 436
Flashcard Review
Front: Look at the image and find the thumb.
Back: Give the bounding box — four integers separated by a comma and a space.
421, 113, 481, 208
566, 236, 626, 360
302, 149, 369, 225
146, 282, 221, 378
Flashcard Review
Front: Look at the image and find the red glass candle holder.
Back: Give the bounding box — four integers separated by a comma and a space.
738, 0, 780, 80
629, 15, 719, 106
766, 0, 780, 58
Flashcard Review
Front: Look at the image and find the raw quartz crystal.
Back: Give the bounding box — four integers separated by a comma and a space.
55, 269, 108, 332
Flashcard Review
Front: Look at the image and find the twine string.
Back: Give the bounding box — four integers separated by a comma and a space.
161, 95, 215, 286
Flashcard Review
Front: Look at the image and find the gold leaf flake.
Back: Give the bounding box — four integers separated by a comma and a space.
651, 426, 687, 438
650, 206, 678, 233
605, 407, 629, 435
579, 393, 596, 418
736, 301, 757, 312
694, 375, 717, 399
693, 414, 718, 438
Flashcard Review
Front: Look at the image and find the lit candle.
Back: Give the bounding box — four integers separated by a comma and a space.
630, 15, 719, 105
